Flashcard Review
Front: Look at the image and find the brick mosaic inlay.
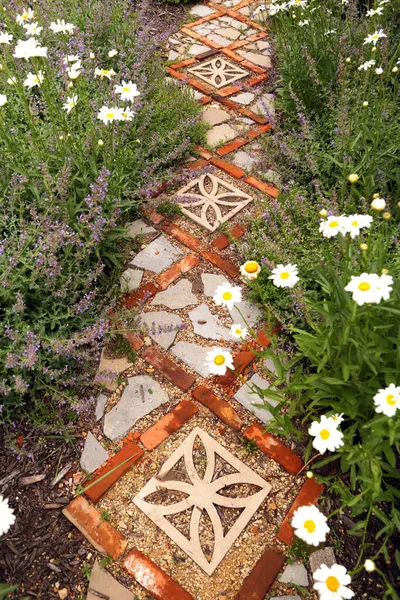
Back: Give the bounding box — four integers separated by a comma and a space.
133, 427, 270, 575
188, 56, 249, 89
176, 173, 252, 231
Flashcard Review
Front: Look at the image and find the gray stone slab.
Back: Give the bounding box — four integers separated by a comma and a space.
188, 304, 232, 341
214, 27, 241, 40
229, 299, 262, 328
126, 219, 156, 237
201, 273, 229, 297
237, 50, 272, 68
309, 547, 336, 573
151, 279, 199, 310
130, 235, 183, 274
188, 43, 210, 56
120, 267, 143, 292
104, 375, 169, 441
208, 33, 232, 47
202, 106, 231, 126
190, 4, 215, 17
231, 150, 257, 170
234, 373, 278, 423
252, 92, 275, 117
171, 341, 230, 378
141, 311, 183, 350
80, 433, 109, 475
87, 560, 135, 600
207, 123, 237, 148
279, 563, 309, 586
95, 393, 108, 421
233, 92, 255, 105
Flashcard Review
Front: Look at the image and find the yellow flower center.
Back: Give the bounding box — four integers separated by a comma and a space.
352, 220, 358, 226
22, 13, 29, 20
214, 355, 225, 366
386, 394, 396, 406
245, 261, 259, 273
280, 272, 290, 279
106, 112, 115, 119
326, 576, 340, 592
222, 291, 232, 300
358, 282, 371, 292
304, 519, 316, 533
122, 112, 128, 118
235, 329, 242, 335
123, 87, 130, 92
329, 220, 339, 228
372, 34, 379, 40
320, 429, 330, 440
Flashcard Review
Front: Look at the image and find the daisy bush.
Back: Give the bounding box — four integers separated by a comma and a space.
0, 0, 205, 424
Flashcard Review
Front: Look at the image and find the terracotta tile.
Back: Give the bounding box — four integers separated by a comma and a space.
63, 496, 127, 560
166, 67, 187, 81
212, 233, 230, 250
161, 223, 202, 251
244, 176, 280, 198
246, 31, 268, 42
240, 60, 266, 74
209, 157, 245, 179
246, 73, 269, 87
140, 399, 199, 451
244, 423, 304, 475
121, 282, 159, 309
123, 550, 195, 600
181, 27, 201, 40
246, 128, 263, 141
245, 20, 265, 32
218, 84, 242, 97
144, 209, 165, 224
255, 329, 272, 348
229, 40, 248, 50
216, 137, 248, 157
187, 158, 209, 170
195, 145, 213, 160
210, 94, 238, 109
199, 36, 223, 50
199, 95, 213, 105
235, 548, 285, 600
230, 224, 246, 238
187, 78, 214, 96
192, 386, 243, 431
157, 254, 200, 290
200, 249, 239, 278
217, 350, 255, 386
142, 346, 195, 391
125, 332, 144, 351
84, 441, 144, 503
195, 48, 220, 60
225, 9, 247, 23
170, 58, 197, 70
277, 477, 325, 545
222, 48, 245, 62
239, 107, 269, 125
183, 12, 223, 29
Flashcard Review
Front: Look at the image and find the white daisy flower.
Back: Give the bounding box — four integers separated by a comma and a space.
114, 80, 140, 102
66, 65, 82, 80
205, 348, 234, 376
23, 70, 44, 88
373, 383, 399, 417
269, 3, 289, 15
213, 282, 242, 311
16, 8, 34, 25
0, 495, 16, 535
95, 67, 116, 80
363, 29, 387, 46
23, 21, 43, 36
299, 19, 309, 26
117, 106, 135, 121
344, 273, 382, 305
358, 59, 376, 71
289, 0, 307, 7
97, 105, 120, 125
366, 7, 384, 16
331, 413, 344, 426
375, 66, 384, 74
63, 95, 78, 113
344, 214, 373, 238
309, 415, 344, 454
269, 264, 299, 288
376, 273, 393, 301
63, 54, 80, 64
0, 94, 7, 107
240, 260, 261, 280
7, 76, 17, 85
230, 323, 248, 340
108, 49, 118, 57
0, 31, 13, 44
49, 19, 75, 34
14, 37, 47, 60
314, 563, 354, 599
319, 215, 347, 237
292, 505, 330, 546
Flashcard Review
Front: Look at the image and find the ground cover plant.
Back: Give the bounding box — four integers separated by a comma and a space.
0, 0, 205, 426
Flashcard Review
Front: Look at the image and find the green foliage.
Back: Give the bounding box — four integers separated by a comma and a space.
157, 201, 183, 217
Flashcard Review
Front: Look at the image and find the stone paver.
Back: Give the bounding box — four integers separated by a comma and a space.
309, 547, 336, 573
188, 303, 232, 341
237, 50, 272, 68
201, 272, 229, 297
229, 298, 262, 328
215, 26, 241, 40
95, 351, 134, 393
103, 375, 169, 441
233, 92, 255, 105
126, 219, 156, 237
207, 123, 237, 148
188, 43, 210, 56
252, 92, 275, 116
130, 235, 183, 273
151, 279, 199, 309
279, 563, 309, 586
202, 106, 231, 126
88, 560, 135, 600
234, 373, 278, 423
189, 4, 215, 17
141, 311, 183, 350
80, 432, 109, 475
120, 267, 143, 292
95, 393, 108, 421
231, 149, 257, 170
171, 341, 230, 378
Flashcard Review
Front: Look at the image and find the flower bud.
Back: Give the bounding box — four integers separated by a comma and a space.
371, 46, 377, 53
348, 173, 359, 184
59, 135, 64, 141
383, 212, 391, 220
68, 82, 73, 88
345, 57, 351, 63
381, 268, 389, 275
364, 559, 376, 572
373, 193, 380, 199
90, 52, 95, 59
362, 101, 368, 107
360, 243, 368, 251
370, 197, 386, 211
306, 471, 314, 478
397, 201, 400, 207
393, 66, 398, 73
319, 208, 328, 217
98, 139, 104, 146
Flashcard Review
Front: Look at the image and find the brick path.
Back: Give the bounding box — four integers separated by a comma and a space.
63, 2, 326, 598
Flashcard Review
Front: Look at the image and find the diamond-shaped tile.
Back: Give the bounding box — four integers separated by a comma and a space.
133, 427, 270, 575
175, 173, 252, 232
188, 56, 249, 89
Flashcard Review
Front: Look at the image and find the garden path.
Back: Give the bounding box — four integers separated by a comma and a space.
62, 2, 326, 599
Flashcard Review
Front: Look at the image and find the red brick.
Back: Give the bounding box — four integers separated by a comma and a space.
246, 31, 268, 42
225, 9, 247, 23
187, 158, 209, 170
192, 386, 243, 431
245, 20, 265, 32
229, 40, 249, 50
84, 441, 144, 503
277, 477, 325, 545
199, 36, 222, 50
216, 137, 248, 157
122, 282, 159, 309
246, 73, 269, 87
212, 233, 230, 250
181, 26, 202, 39
199, 95, 213, 105
183, 12, 224, 29
63, 496, 127, 560
244, 176, 279, 198
195, 145, 213, 160
161, 223, 202, 251
195, 48, 220, 60
235, 548, 285, 600
125, 332, 144, 351
240, 60, 266, 74
170, 58, 197, 70
157, 254, 200, 290
218, 84, 242, 97
210, 157, 245, 179
200, 249, 239, 278
211, 94, 239, 109
142, 346, 195, 391
123, 550, 195, 600
166, 67, 187, 81
145, 209, 165, 224
217, 350, 255, 386
222, 48, 245, 62
230, 224, 246, 238
239, 107, 269, 125
140, 400, 198, 451
187, 78, 214, 96
255, 329, 272, 348
246, 128, 263, 141
244, 423, 304, 474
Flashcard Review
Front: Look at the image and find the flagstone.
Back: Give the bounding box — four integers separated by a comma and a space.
126, 219, 156, 237
231, 150, 257, 170
171, 341, 230, 378
214, 27, 241, 40
189, 4, 215, 17
229, 298, 262, 328
120, 267, 143, 292
103, 375, 169, 441
237, 50, 272, 68
188, 303, 232, 341
309, 547, 336, 573
279, 563, 309, 586
252, 92, 275, 116
151, 279, 199, 310
256, 40, 271, 51
95, 351, 134, 392
87, 560, 135, 600
233, 92, 255, 105
208, 33, 232, 47
201, 272, 229, 297
141, 311, 183, 350
207, 123, 237, 148
95, 393, 108, 421
130, 235, 183, 274
202, 106, 231, 126
234, 373, 278, 423
80, 432, 109, 475
188, 43, 210, 56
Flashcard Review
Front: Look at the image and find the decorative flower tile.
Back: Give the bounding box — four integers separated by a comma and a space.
133, 427, 271, 575
175, 173, 253, 232
188, 56, 249, 89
